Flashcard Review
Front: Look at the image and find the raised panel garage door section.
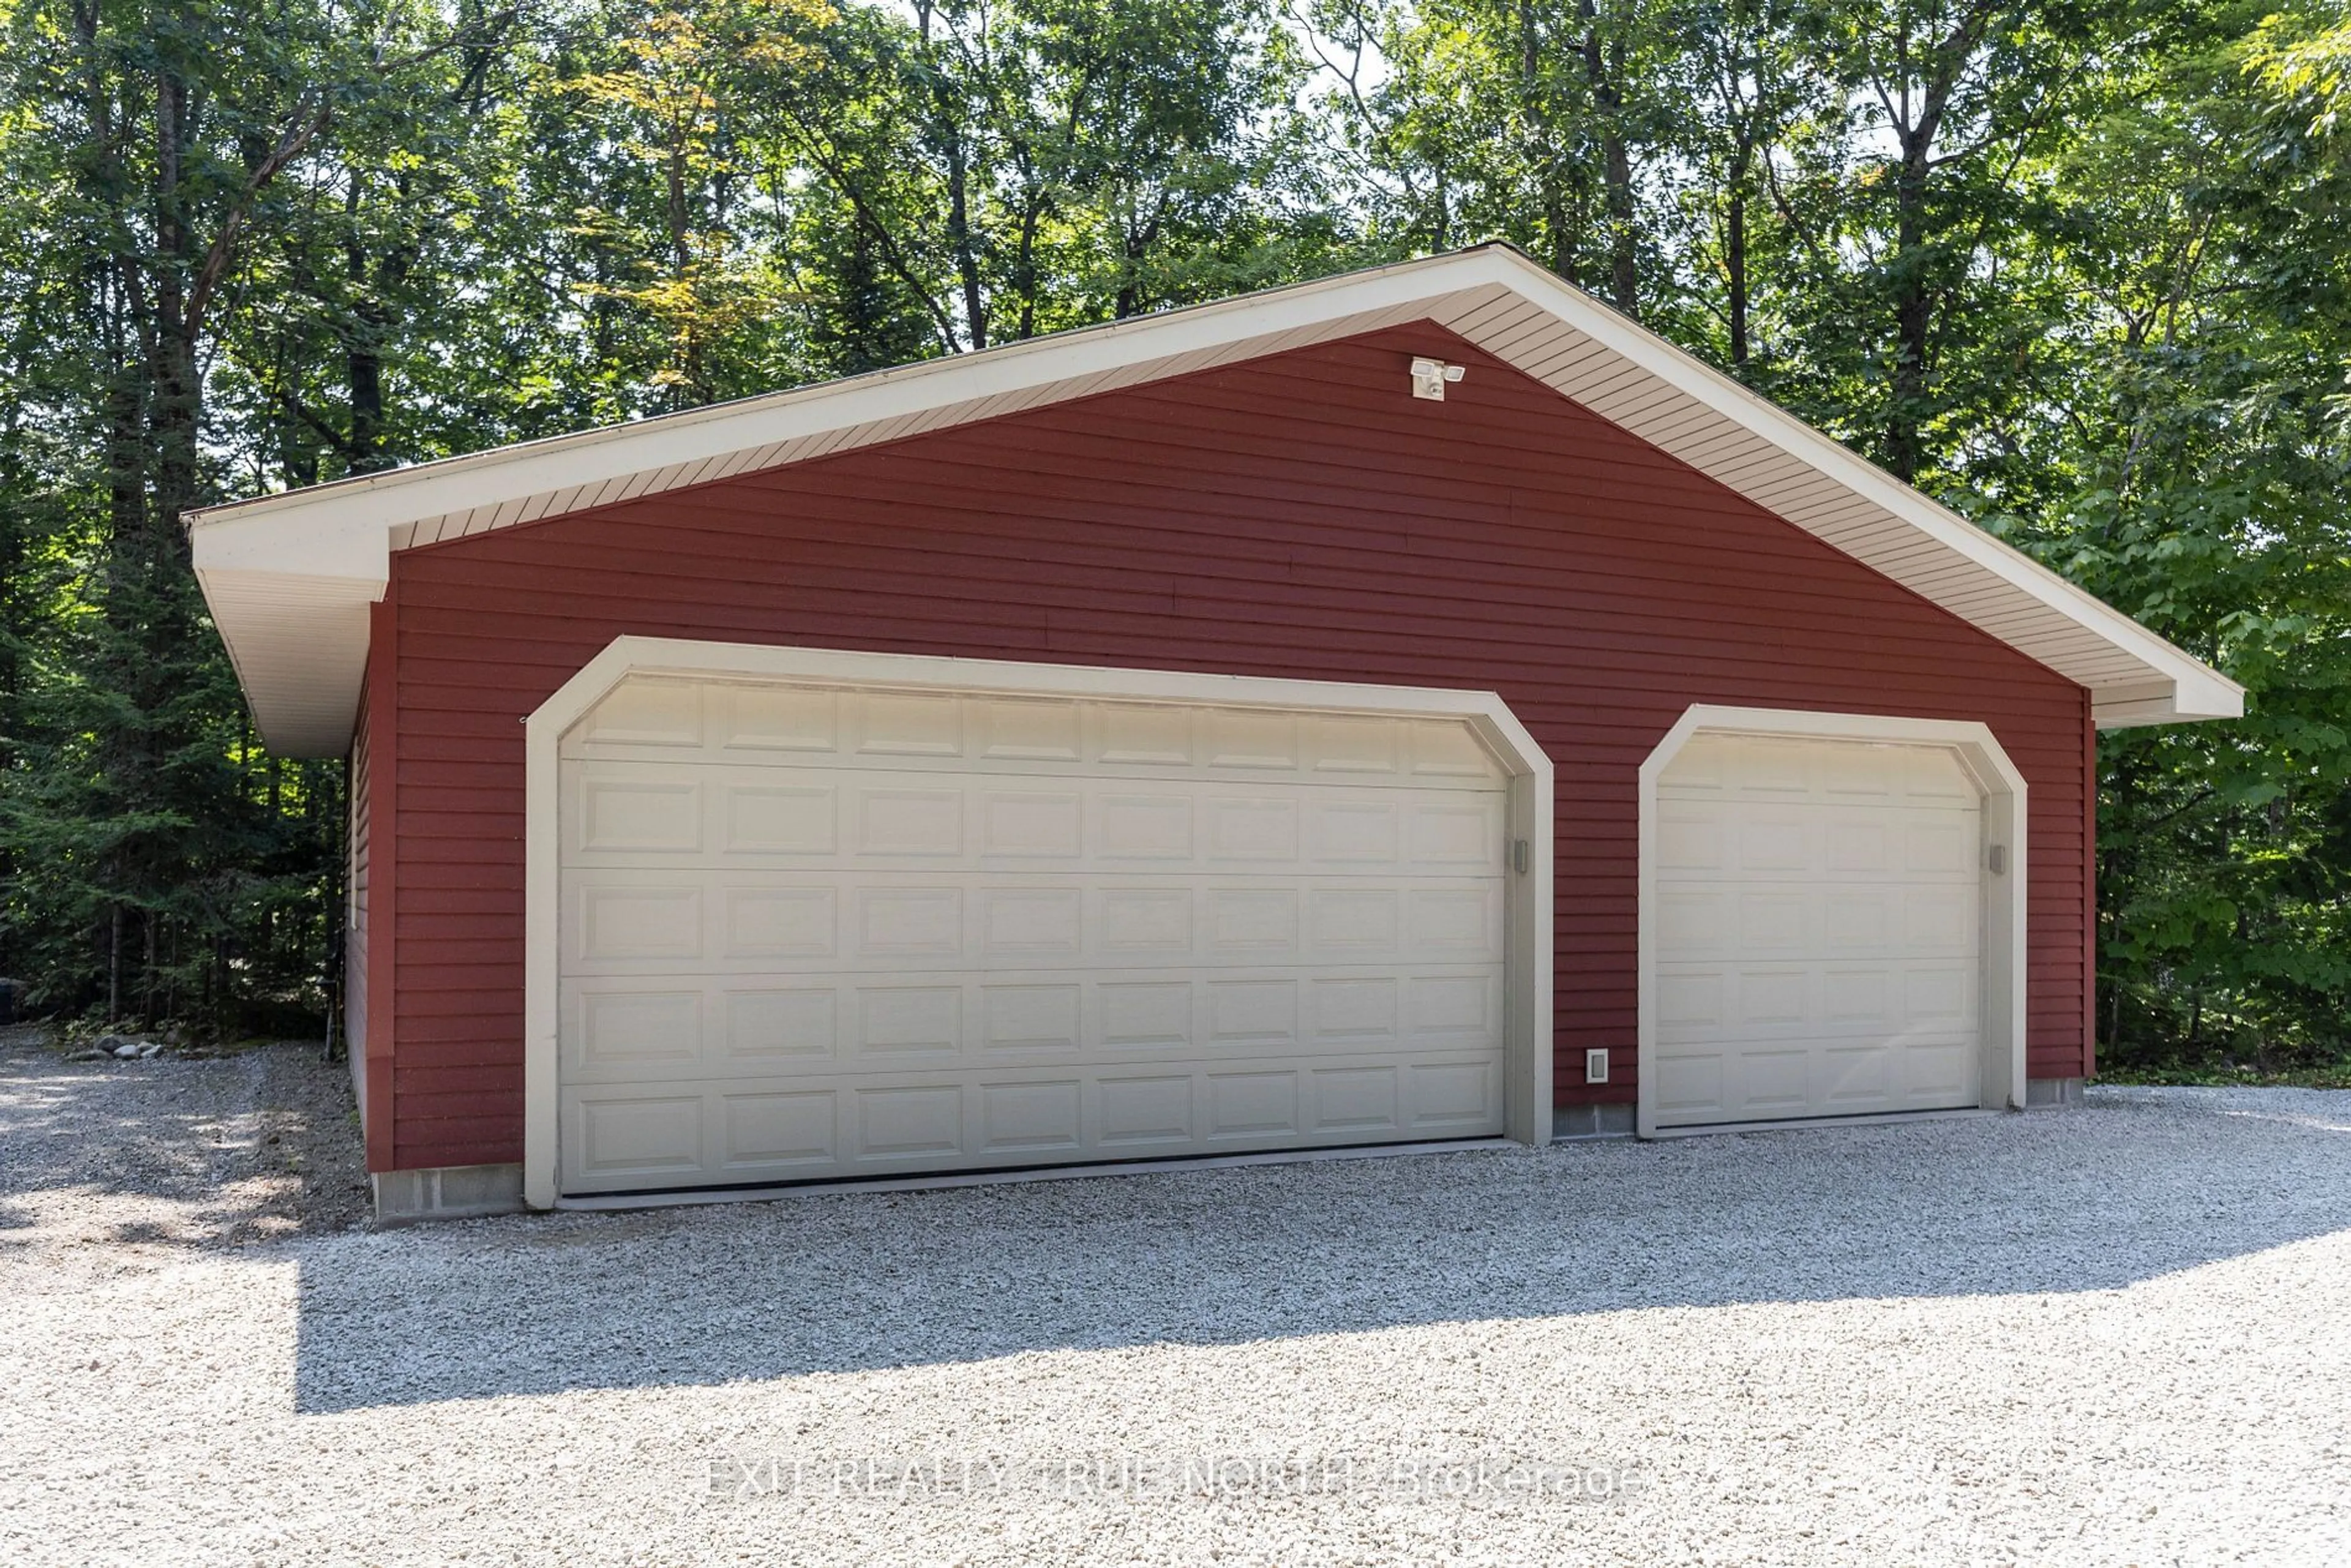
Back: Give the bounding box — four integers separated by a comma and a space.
556, 674, 1512, 1194
1652, 732, 1984, 1127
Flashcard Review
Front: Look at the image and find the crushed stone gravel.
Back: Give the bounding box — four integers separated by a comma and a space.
2, 1029, 2347, 1567
0, 1026, 367, 1280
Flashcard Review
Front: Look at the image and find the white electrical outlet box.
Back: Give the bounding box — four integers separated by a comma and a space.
1584, 1048, 1610, 1085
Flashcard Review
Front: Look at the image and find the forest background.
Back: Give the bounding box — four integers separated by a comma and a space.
2, 0, 2347, 1076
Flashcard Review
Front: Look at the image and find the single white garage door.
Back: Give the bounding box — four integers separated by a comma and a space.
557, 674, 1512, 1194
1652, 732, 1984, 1127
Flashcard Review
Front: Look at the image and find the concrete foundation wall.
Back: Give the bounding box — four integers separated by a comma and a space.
372, 1163, 527, 1225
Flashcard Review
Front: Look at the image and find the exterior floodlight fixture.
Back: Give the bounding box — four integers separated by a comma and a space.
1411, 357, 1466, 400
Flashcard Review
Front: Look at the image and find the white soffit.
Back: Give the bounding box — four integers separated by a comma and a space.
189, 244, 2243, 757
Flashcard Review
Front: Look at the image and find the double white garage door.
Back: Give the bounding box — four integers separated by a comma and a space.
558, 675, 1514, 1195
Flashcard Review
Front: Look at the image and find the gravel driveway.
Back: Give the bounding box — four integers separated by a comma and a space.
4, 1028, 2348, 1567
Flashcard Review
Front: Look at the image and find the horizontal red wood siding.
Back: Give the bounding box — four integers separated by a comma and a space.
2086, 721, 2099, 1076
345, 680, 370, 1131
362, 594, 399, 1172
382, 323, 2094, 1169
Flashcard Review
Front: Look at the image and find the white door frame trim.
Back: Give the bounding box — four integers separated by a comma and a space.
1635, 704, 2030, 1140
522, 635, 1556, 1209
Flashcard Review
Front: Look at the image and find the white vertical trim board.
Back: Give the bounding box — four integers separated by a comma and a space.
522, 636, 1555, 1209
1634, 705, 2029, 1140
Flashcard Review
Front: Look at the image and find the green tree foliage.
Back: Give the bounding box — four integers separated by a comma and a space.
2025, 4, 2351, 1067
0, 0, 375, 1030
0, 0, 2342, 1066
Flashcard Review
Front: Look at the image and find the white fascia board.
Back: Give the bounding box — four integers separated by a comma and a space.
2096, 689, 2237, 729
1476, 250, 2246, 726
192, 492, 391, 583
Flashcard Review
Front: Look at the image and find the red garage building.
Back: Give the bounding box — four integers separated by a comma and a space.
193, 246, 2240, 1221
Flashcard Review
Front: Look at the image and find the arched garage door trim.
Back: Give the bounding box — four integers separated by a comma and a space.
523, 636, 1555, 1209
1636, 705, 2030, 1140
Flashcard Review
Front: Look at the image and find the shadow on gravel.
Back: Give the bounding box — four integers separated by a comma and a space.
0, 1028, 369, 1256
293, 1089, 2351, 1413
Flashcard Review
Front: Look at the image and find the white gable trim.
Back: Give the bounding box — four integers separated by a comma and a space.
191, 244, 2241, 756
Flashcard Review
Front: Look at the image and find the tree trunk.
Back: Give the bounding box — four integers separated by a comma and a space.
151, 67, 202, 531
668, 140, 707, 403
1726, 145, 1750, 366
940, 126, 984, 349
344, 179, 388, 470
1873, 0, 2001, 481
1521, 0, 1573, 284
1885, 129, 1931, 481
1580, 1, 1637, 316
348, 318, 386, 466
1602, 113, 1635, 311
1114, 198, 1165, 320
1014, 186, 1043, 337
142, 910, 159, 1029
916, 23, 986, 355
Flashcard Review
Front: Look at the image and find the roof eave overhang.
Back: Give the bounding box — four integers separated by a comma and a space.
190, 244, 2243, 758
2094, 680, 2246, 729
